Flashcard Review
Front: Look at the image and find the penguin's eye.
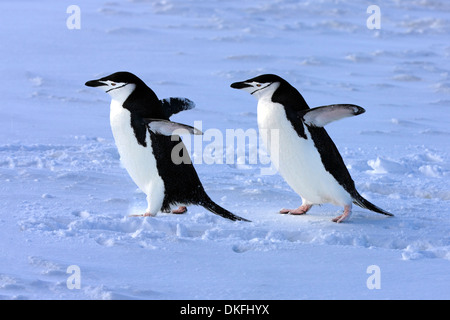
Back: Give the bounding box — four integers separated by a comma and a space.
111, 82, 116, 86
256, 84, 262, 87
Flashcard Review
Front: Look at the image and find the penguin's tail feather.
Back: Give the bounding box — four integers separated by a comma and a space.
352, 192, 394, 217
199, 195, 251, 222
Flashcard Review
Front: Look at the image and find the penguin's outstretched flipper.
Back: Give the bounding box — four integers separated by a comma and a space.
143, 118, 203, 136
160, 97, 196, 118
301, 104, 365, 127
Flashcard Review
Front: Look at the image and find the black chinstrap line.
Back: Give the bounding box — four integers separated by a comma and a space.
106, 82, 129, 93
250, 82, 273, 95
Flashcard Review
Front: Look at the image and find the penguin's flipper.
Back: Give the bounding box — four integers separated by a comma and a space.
160, 97, 196, 118
301, 104, 365, 127
144, 118, 203, 136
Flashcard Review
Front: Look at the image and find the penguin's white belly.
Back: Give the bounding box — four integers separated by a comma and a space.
257, 100, 351, 206
109, 100, 165, 201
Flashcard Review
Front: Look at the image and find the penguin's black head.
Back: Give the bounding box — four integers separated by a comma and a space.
231, 74, 309, 111
230, 74, 285, 98
86, 71, 164, 118
85, 71, 147, 103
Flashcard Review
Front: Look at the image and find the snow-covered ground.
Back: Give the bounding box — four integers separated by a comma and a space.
0, 0, 449, 300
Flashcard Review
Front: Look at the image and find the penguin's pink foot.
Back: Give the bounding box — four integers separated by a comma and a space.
279, 204, 312, 215
172, 206, 187, 214
332, 205, 352, 223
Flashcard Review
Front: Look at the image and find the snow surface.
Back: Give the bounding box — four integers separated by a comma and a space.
0, 0, 449, 300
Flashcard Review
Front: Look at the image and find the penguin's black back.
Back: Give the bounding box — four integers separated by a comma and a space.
272, 77, 309, 139
123, 86, 208, 210
307, 126, 357, 195
123, 81, 167, 120
149, 133, 207, 211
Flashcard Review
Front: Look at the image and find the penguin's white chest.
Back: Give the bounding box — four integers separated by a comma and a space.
109, 100, 164, 196
257, 98, 351, 206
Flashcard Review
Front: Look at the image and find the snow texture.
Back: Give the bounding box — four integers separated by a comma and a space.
0, 0, 449, 300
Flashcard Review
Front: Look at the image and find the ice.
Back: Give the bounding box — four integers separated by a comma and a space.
0, 0, 449, 300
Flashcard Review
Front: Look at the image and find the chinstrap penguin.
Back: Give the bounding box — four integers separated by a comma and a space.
231, 74, 393, 223
85, 71, 249, 222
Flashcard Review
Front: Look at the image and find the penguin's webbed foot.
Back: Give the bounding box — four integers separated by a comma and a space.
172, 206, 187, 214
332, 205, 352, 223
279, 204, 312, 215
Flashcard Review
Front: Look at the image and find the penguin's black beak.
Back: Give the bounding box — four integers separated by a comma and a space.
85, 79, 106, 87
230, 81, 252, 89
